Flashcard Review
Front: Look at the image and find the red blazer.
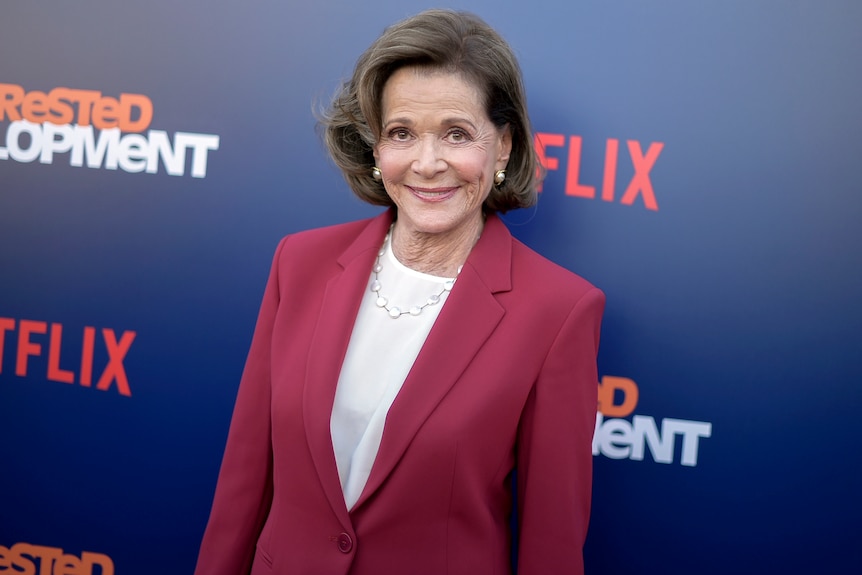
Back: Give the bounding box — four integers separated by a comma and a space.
195, 210, 604, 575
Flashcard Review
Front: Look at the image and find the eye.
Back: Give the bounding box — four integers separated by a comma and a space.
446, 128, 470, 143
388, 128, 411, 141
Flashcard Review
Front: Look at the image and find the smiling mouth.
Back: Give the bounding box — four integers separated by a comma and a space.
408, 186, 458, 201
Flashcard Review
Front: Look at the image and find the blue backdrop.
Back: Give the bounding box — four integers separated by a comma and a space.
2, 1, 860, 573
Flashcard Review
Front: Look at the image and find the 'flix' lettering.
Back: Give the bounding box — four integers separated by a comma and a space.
0, 317, 136, 396
534, 133, 664, 211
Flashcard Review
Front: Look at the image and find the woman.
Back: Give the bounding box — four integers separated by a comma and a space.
195, 9, 604, 575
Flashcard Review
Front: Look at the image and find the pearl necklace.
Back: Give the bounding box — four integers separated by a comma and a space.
370, 228, 459, 319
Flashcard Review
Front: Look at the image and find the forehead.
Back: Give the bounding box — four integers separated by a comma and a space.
380, 66, 487, 120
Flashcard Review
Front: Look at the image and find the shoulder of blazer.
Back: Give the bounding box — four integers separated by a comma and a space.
272, 210, 394, 270
469, 214, 599, 305
510, 237, 599, 299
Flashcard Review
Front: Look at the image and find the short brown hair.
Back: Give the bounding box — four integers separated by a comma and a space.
320, 9, 539, 212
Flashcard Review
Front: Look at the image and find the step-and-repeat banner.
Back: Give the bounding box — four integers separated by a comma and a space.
2, 1, 859, 573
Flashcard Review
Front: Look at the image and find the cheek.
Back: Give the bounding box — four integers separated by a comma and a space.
460, 152, 495, 184
376, 146, 407, 174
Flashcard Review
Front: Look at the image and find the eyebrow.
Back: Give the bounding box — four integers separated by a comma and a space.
382, 116, 479, 131
381, 117, 413, 130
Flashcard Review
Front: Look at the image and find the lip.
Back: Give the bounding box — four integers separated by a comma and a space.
406, 185, 458, 202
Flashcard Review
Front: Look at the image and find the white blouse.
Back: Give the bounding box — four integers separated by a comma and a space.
330, 236, 455, 510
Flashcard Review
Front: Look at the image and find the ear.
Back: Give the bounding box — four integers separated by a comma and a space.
496, 124, 512, 169
372, 144, 380, 162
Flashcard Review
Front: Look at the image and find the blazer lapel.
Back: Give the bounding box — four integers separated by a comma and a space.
302, 211, 394, 525
351, 214, 514, 511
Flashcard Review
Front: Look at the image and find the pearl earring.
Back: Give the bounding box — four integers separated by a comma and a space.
372, 166, 382, 181
494, 170, 506, 186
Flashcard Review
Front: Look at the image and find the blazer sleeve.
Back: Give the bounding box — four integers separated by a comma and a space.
194, 237, 288, 575
515, 287, 605, 575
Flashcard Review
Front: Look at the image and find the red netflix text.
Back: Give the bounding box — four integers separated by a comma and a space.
0, 317, 136, 397
534, 133, 664, 211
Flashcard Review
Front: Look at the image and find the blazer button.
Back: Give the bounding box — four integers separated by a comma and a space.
337, 532, 353, 553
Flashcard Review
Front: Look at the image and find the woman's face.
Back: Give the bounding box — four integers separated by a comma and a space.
373, 66, 511, 239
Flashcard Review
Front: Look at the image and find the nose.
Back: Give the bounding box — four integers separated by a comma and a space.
411, 135, 447, 178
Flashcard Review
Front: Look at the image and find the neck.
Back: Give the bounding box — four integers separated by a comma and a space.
390, 215, 485, 276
